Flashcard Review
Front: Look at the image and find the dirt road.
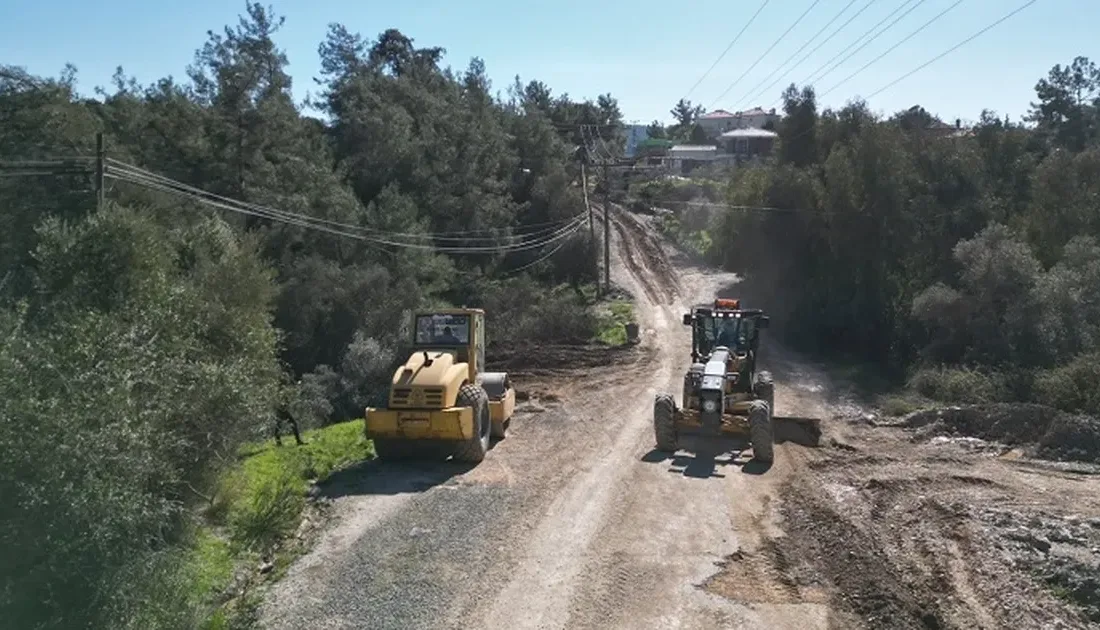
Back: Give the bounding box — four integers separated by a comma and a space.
260, 207, 1100, 629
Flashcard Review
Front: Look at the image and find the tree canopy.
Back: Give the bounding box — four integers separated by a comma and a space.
694, 62, 1100, 403
0, 5, 624, 628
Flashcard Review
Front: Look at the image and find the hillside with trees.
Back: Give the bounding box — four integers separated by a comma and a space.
661, 56, 1100, 426
0, 4, 623, 628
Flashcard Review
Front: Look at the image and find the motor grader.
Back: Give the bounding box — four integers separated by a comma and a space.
364, 308, 516, 463
653, 298, 821, 462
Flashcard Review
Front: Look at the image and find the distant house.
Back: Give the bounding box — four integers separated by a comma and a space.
665, 144, 719, 174
733, 107, 781, 130
696, 107, 781, 138
899, 106, 972, 139
927, 118, 974, 139
696, 110, 739, 137
719, 128, 778, 159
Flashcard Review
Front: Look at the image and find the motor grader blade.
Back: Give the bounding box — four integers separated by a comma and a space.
772, 415, 823, 447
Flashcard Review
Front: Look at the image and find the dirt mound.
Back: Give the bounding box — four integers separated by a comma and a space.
902, 404, 1100, 463
759, 451, 1100, 628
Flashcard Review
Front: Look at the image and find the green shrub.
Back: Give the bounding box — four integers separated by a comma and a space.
877, 394, 925, 417
908, 366, 1011, 404
1033, 352, 1100, 416
228, 469, 303, 553
595, 300, 635, 346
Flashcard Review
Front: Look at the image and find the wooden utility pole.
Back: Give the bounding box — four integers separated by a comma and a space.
602, 162, 610, 290
581, 162, 593, 242
94, 132, 105, 210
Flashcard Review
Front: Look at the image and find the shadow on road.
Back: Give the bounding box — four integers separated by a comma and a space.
319, 458, 476, 499
641, 434, 774, 478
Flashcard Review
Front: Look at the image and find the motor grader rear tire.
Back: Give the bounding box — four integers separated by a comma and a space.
452, 383, 492, 463
748, 399, 774, 462
654, 394, 679, 452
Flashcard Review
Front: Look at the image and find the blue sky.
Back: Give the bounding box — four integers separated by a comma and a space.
0, 0, 1091, 126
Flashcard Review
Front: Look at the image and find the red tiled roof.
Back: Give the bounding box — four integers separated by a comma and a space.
699, 109, 735, 119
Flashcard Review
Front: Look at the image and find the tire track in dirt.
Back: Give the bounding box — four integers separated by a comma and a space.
476, 210, 683, 629
604, 206, 678, 305
548, 206, 832, 630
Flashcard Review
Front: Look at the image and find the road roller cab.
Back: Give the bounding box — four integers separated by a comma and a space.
364, 308, 516, 463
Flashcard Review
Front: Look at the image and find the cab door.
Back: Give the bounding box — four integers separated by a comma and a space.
476, 312, 486, 375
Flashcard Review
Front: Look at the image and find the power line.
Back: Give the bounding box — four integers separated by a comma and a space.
732, 0, 862, 112
709, 0, 824, 109
774, 0, 1029, 148
580, 124, 617, 164
777, 0, 921, 107
774, 0, 1029, 145
106, 158, 578, 243
806, 0, 928, 89
105, 161, 588, 254
681, 0, 770, 103
819, 0, 963, 98
0, 158, 96, 179
742, 0, 880, 109
590, 123, 619, 161
866, 0, 1039, 100
622, 196, 830, 214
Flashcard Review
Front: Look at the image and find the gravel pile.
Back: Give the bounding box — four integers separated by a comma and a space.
903, 404, 1100, 463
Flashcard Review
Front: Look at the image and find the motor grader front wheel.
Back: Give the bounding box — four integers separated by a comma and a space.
754, 370, 774, 417
452, 383, 492, 463
748, 399, 774, 462
654, 393, 679, 452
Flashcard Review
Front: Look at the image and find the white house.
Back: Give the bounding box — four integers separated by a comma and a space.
696, 107, 780, 138
665, 144, 719, 174
719, 127, 778, 158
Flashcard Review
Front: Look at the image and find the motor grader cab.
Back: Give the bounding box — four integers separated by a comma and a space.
364, 308, 516, 463
652, 298, 821, 462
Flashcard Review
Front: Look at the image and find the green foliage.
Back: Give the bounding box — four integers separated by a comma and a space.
595, 300, 635, 346
475, 278, 598, 346
1, 3, 616, 628
668, 98, 705, 140
1033, 353, 1100, 417
698, 57, 1100, 382
0, 205, 280, 629
908, 366, 1011, 404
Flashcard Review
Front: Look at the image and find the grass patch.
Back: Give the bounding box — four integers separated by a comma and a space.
187, 528, 235, 602
183, 419, 373, 628
223, 420, 372, 551
595, 300, 635, 346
